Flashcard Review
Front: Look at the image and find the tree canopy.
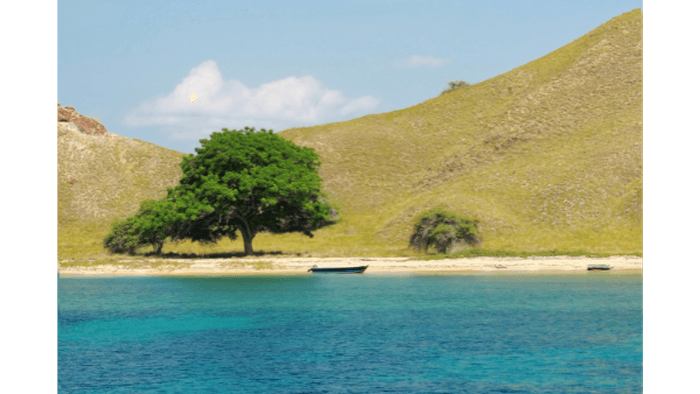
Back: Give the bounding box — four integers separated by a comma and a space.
166, 127, 332, 255
103, 199, 177, 255
409, 208, 481, 254
441, 80, 471, 95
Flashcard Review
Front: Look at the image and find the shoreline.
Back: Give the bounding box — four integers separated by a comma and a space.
58, 256, 642, 277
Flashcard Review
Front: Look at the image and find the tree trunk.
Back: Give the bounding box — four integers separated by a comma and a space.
241, 230, 255, 255
235, 214, 256, 256
153, 241, 163, 255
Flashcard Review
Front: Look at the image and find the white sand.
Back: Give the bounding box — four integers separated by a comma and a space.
58, 255, 642, 276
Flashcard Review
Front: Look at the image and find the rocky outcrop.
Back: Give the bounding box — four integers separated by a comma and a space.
57, 103, 185, 224
57, 103, 108, 136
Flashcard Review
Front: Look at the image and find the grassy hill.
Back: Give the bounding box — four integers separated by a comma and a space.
58, 9, 641, 260
57, 109, 185, 260
261, 8, 642, 256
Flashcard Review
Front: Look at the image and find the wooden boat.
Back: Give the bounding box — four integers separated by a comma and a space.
307, 264, 369, 274
587, 264, 611, 271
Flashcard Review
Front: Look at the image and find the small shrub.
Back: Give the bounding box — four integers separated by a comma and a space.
103, 218, 139, 255
103, 199, 178, 255
441, 80, 471, 95
409, 208, 481, 254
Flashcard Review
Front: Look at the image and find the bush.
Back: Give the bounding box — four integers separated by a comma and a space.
103, 199, 177, 255
441, 80, 471, 95
103, 217, 140, 255
409, 208, 481, 254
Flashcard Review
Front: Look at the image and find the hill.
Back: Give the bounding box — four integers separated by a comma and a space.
57, 104, 185, 259
58, 9, 642, 259
269, 8, 642, 255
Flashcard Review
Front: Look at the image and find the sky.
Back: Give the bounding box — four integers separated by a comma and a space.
58, 0, 643, 154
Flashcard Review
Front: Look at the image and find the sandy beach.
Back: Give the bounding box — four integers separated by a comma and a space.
58, 255, 642, 277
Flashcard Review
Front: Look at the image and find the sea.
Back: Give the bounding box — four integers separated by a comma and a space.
58, 273, 642, 393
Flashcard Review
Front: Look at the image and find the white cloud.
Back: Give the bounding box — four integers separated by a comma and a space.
395, 55, 450, 68
124, 60, 381, 139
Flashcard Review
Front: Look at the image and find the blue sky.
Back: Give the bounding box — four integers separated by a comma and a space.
58, 0, 642, 153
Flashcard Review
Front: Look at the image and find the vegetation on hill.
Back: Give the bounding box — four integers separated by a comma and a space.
409, 208, 481, 254
103, 127, 334, 256
275, 8, 642, 256
103, 199, 178, 255
58, 9, 642, 260
57, 110, 185, 260
441, 80, 471, 95
169, 127, 333, 255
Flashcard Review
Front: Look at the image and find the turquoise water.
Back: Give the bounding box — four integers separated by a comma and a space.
58, 274, 642, 393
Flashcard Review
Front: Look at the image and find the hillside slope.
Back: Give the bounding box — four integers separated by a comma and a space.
276, 9, 642, 254
57, 104, 185, 258
58, 9, 641, 259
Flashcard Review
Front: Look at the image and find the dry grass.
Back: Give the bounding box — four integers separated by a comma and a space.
58, 9, 642, 260
279, 9, 642, 255
58, 124, 185, 260
59, 259, 195, 270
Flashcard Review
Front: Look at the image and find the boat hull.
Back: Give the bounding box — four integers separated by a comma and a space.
308, 265, 369, 274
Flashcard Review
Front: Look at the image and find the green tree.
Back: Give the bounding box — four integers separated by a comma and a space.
409, 208, 481, 254
132, 199, 179, 254
441, 80, 471, 95
167, 127, 333, 255
103, 217, 140, 255
103, 199, 177, 255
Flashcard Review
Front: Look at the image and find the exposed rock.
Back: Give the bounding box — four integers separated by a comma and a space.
58, 108, 184, 224
57, 104, 108, 135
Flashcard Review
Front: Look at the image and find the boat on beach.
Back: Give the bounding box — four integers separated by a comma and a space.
307, 265, 369, 274
587, 264, 611, 271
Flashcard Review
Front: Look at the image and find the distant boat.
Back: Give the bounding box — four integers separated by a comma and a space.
588, 264, 611, 271
307, 265, 369, 274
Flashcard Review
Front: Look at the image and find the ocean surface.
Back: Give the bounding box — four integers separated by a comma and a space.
58, 273, 642, 393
